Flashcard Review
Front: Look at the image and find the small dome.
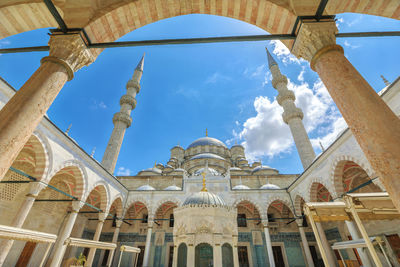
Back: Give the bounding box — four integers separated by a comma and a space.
137, 184, 156, 191
174, 168, 185, 172
183, 191, 226, 206
187, 137, 227, 149
171, 145, 184, 150
190, 153, 225, 161
260, 183, 280, 190
229, 167, 242, 171
233, 184, 250, 190
231, 144, 244, 149
194, 167, 220, 176
164, 185, 181, 191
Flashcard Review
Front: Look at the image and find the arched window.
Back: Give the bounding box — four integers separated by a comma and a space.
222, 243, 233, 267
177, 243, 187, 267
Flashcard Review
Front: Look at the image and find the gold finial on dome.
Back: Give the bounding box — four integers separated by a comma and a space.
154, 161, 157, 168
201, 171, 208, 192
206, 128, 208, 137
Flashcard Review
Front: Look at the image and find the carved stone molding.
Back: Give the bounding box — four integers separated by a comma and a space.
112, 112, 132, 127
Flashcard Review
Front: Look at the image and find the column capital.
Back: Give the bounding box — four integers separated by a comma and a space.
292, 21, 339, 65
115, 219, 124, 228
296, 219, 304, 227
26, 182, 47, 197
261, 219, 269, 227
112, 112, 132, 127
98, 212, 108, 222
282, 107, 304, 124
42, 32, 95, 81
71, 200, 84, 213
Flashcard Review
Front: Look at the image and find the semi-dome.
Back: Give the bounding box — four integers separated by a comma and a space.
137, 184, 156, 191
233, 184, 250, 190
187, 137, 227, 149
252, 165, 278, 173
183, 191, 226, 206
194, 167, 220, 176
260, 183, 280, 190
164, 185, 181, 191
190, 153, 225, 161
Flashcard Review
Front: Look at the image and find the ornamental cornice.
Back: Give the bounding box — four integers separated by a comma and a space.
120, 95, 137, 109
126, 80, 141, 93
43, 33, 95, 81
292, 21, 337, 62
282, 108, 304, 124
272, 75, 288, 89
112, 112, 132, 127
277, 90, 295, 105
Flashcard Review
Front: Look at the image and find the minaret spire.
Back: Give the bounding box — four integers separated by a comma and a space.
266, 48, 316, 169
101, 54, 145, 173
380, 75, 390, 87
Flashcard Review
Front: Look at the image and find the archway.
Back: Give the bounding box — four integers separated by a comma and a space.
222, 243, 233, 267
310, 182, 333, 203
333, 160, 382, 197
236, 200, 262, 230
177, 243, 187, 267
195, 243, 213, 267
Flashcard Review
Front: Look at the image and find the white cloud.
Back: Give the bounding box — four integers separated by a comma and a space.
297, 66, 305, 82
343, 40, 360, 49
205, 72, 231, 84
175, 86, 200, 99
90, 99, 107, 110
235, 78, 345, 160
270, 40, 305, 65
311, 117, 348, 151
116, 167, 132, 176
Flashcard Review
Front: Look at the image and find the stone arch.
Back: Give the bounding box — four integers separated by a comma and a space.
309, 182, 334, 203
46, 159, 88, 200
294, 195, 306, 217
266, 199, 295, 221
109, 195, 124, 218
266, 196, 294, 215
232, 197, 262, 215
155, 197, 181, 210
30, 131, 52, 180
331, 155, 381, 197
85, 182, 109, 212
125, 197, 151, 216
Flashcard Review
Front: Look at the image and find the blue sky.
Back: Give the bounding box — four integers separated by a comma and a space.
0, 13, 399, 176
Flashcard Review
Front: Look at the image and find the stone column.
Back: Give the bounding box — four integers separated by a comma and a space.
86, 212, 107, 266
296, 220, 315, 267
345, 220, 373, 267
142, 220, 153, 267
0, 32, 94, 181
172, 244, 178, 267
0, 182, 46, 265
232, 235, 239, 267
49, 201, 84, 267
262, 221, 275, 267
105, 219, 123, 267
213, 243, 223, 267
187, 243, 195, 267
316, 222, 338, 267
292, 20, 400, 212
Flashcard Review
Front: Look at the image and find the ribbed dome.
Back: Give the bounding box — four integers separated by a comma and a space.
187, 137, 227, 149
137, 184, 156, 191
252, 165, 278, 173
260, 183, 280, 190
183, 191, 226, 206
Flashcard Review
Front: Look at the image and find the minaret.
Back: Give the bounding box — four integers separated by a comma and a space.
266, 48, 316, 169
101, 54, 145, 173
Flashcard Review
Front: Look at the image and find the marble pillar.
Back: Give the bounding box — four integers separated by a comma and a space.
263, 222, 275, 267
86, 212, 107, 266
213, 244, 222, 267
0, 182, 46, 266
345, 220, 373, 267
233, 245, 239, 267
105, 219, 123, 267
292, 20, 400, 212
297, 221, 315, 267
49, 201, 84, 267
0, 32, 94, 181
316, 222, 338, 267
142, 220, 153, 267
187, 244, 195, 267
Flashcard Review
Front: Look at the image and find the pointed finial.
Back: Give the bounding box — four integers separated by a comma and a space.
201, 171, 208, 192
154, 161, 157, 168
65, 123, 72, 135
265, 47, 278, 69
135, 53, 145, 72
91, 147, 96, 157
319, 141, 325, 152
206, 128, 208, 137
381, 75, 391, 87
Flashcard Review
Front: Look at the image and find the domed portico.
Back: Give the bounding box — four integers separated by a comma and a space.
173, 174, 238, 267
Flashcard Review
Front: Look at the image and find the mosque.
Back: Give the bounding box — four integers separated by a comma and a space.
0, 1, 400, 267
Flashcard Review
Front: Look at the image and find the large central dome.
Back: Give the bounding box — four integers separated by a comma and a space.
187, 137, 227, 149
183, 191, 226, 206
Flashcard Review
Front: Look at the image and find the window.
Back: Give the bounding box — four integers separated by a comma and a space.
268, 213, 276, 222
237, 214, 247, 227
238, 246, 249, 267
272, 246, 285, 267
141, 214, 148, 224
169, 214, 174, 227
